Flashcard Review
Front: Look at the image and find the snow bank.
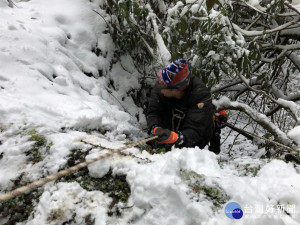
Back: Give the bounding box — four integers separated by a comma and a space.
0, 0, 141, 136
85, 143, 300, 224
0, 0, 143, 200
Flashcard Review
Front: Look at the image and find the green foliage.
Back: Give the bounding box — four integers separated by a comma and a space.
104, 0, 153, 63
180, 169, 229, 210
263, 133, 273, 140
133, 143, 153, 153
0, 190, 43, 225
243, 164, 261, 177
59, 148, 131, 216
28, 130, 46, 146
61, 168, 130, 215
26, 130, 47, 163
159, 1, 250, 88
264, 0, 285, 14
103, 0, 250, 88
0, 123, 5, 132
46, 141, 54, 152
155, 147, 167, 154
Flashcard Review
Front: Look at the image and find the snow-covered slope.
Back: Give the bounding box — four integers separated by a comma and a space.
0, 0, 142, 133
0, 0, 299, 225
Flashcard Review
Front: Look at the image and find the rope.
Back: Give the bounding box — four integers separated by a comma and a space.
0, 136, 158, 203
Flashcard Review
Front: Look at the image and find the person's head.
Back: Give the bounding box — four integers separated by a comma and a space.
158, 58, 190, 99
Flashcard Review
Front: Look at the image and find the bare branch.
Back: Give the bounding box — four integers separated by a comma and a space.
275, 43, 300, 50
232, 1, 268, 15
211, 79, 242, 93
283, 0, 300, 16
92, 9, 112, 34
232, 17, 299, 37
260, 49, 287, 63
245, 15, 262, 30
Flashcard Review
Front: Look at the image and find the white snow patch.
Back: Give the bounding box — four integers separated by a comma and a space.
288, 126, 300, 147
26, 182, 111, 225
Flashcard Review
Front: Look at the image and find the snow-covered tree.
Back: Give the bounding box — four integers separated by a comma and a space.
100, 0, 300, 150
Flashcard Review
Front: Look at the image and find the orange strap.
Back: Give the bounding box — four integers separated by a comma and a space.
153, 126, 161, 133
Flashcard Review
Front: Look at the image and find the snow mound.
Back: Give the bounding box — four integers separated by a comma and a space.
84, 144, 300, 224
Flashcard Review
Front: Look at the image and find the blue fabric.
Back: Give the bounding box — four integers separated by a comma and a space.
161, 69, 171, 86
166, 62, 183, 75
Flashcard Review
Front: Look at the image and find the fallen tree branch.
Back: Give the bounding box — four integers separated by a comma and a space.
213, 96, 293, 145
224, 122, 297, 152
224, 122, 254, 141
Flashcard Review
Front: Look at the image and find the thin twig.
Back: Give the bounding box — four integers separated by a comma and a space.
92, 9, 111, 34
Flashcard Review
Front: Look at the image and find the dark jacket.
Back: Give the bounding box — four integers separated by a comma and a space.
146, 76, 214, 148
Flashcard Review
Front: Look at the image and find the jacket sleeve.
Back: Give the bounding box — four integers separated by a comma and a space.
181, 87, 213, 147
146, 84, 164, 132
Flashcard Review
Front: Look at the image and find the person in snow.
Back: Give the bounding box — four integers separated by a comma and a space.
146, 58, 227, 154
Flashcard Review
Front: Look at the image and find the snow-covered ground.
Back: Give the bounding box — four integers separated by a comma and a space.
0, 0, 299, 225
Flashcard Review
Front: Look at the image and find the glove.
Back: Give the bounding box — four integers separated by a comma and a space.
218, 114, 228, 123
152, 127, 178, 144
216, 115, 227, 129
216, 110, 228, 129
